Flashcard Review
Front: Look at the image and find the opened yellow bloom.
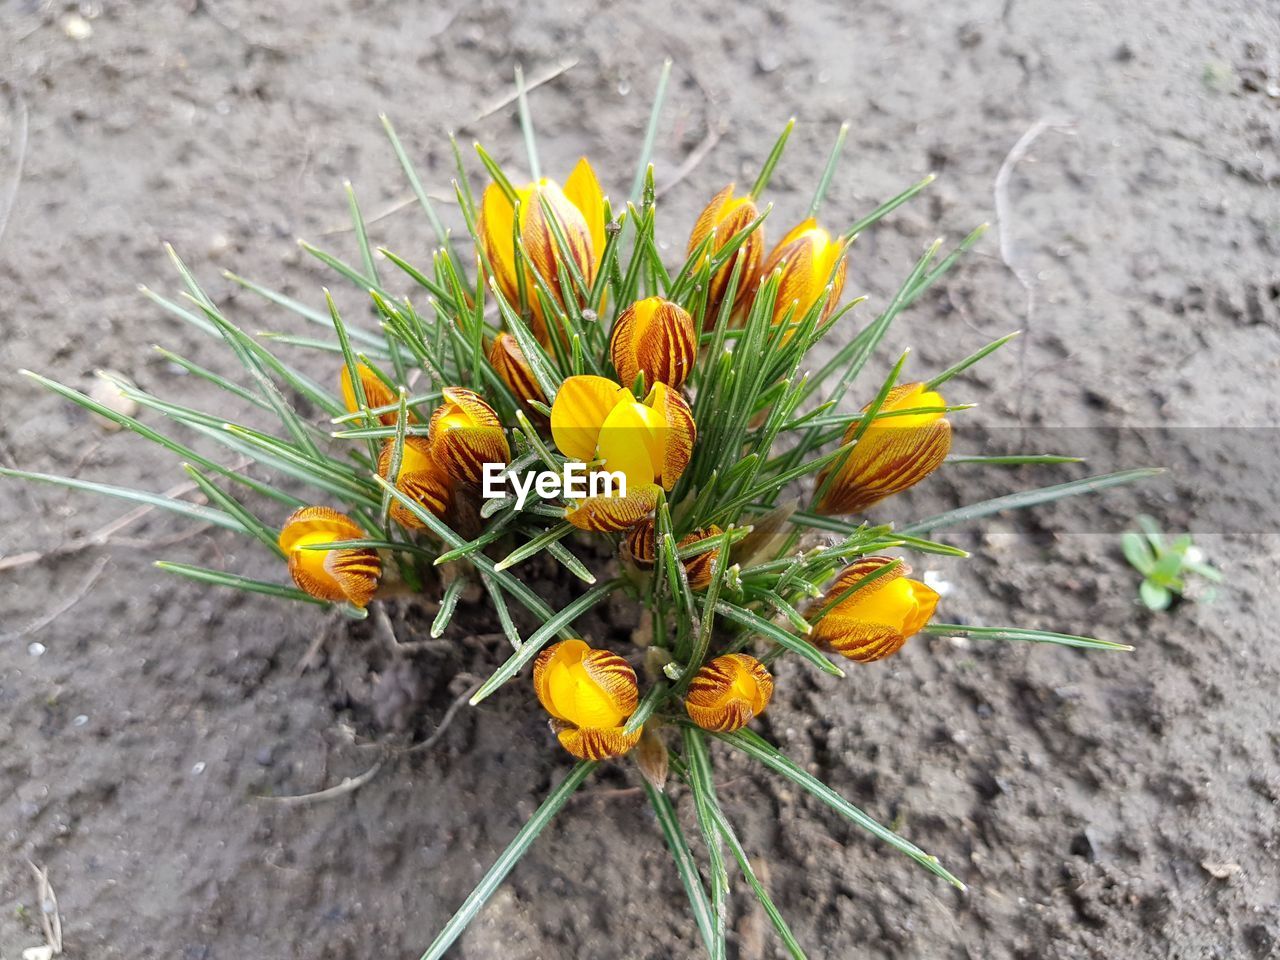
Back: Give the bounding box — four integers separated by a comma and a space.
685, 653, 774, 732
426, 387, 510, 487
488, 332, 546, 410
278, 506, 381, 608
686, 184, 764, 328
340, 363, 410, 427
550, 375, 696, 532
811, 556, 940, 662
478, 158, 605, 345
377, 436, 452, 530
609, 297, 697, 390
816, 382, 952, 515
756, 218, 848, 327
533, 638, 642, 760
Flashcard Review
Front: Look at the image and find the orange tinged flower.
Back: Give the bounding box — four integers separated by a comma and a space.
756, 218, 848, 327
684, 653, 774, 732
340, 363, 408, 427
533, 638, 642, 760
488, 332, 546, 409
478, 158, 605, 343
686, 184, 764, 327
811, 556, 940, 662
609, 297, 697, 390
278, 506, 381, 608
549, 375, 697, 532
427, 387, 510, 487
377, 436, 452, 530
815, 382, 952, 515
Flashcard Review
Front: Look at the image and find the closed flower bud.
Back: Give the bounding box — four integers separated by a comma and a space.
488, 332, 546, 409
811, 556, 940, 662
533, 638, 642, 760
685, 653, 774, 733
340, 363, 406, 426
756, 218, 848, 327
377, 436, 452, 530
550, 376, 697, 532
609, 297, 697, 390
278, 506, 381, 608
678, 524, 725, 589
478, 158, 605, 345
815, 382, 952, 515
686, 184, 764, 327
427, 387, 510, 487
622, 519, 723, 589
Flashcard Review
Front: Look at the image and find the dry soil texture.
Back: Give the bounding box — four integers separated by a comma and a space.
1, 1, 1279, 958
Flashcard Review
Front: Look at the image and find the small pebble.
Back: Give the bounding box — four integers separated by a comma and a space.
28, 642, 46, 657
61, 13, 92, 40
191, 761, 206, 775
89, 371, 139, 430
73, 714, 89, 727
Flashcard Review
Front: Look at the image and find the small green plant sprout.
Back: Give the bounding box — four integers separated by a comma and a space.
1122, 514, 1221, 610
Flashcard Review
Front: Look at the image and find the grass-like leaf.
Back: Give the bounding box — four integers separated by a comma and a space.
715, 729, 964, 889
922, 623, 1133, 652
418, 761, 597, 960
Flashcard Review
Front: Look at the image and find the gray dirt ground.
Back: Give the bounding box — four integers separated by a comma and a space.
2, 0, 1279, 957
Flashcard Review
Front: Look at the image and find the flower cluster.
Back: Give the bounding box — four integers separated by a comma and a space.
277, 160, 964, 763
9, 97, 1147, 959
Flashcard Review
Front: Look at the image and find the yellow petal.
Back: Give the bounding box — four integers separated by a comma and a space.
563, 157, 606, 272
532, 639, 638, 729
479, 182, 519, 304
339, 363, 403, 426
550, 375, 630, 462
597, 397, 666, 486
610, 297, 697, 390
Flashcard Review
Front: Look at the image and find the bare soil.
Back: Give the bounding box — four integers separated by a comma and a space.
2, 1, 1278, 958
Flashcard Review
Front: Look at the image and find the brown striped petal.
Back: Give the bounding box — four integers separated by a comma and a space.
580, 647, 641, 718
427, 388, 510, 487
377, 437, 453, 530
623, 518, 658, 568
816, 383, 952, 515
609, 297, 697, 390
677, 523, 724, 590
564, 482, 661, 532
645, 383, 696, 490
555, 724, 643, 761
687, 185, 765, 328
522, 181, 596, 295
488, 332, 546, 408
684, 653, 774, 733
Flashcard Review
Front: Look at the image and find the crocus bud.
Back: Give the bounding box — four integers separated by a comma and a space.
550, 376, 697, 532
340, 363, 405, 426
426, 387, 510, 487
488, 332, 546, 409
677, 524, 725, 590
810, 556, 940, 662
622, 519, 722, 589
815, 382, 952, 515
478, 158, 605, 344
377, 437, 452, 530
756, 218, 848, 326
686, 184, 764, 327
533, 638, 642, 760
609, 297, 697, 390
278, 506, 381, 608
685, 653, 774, 733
